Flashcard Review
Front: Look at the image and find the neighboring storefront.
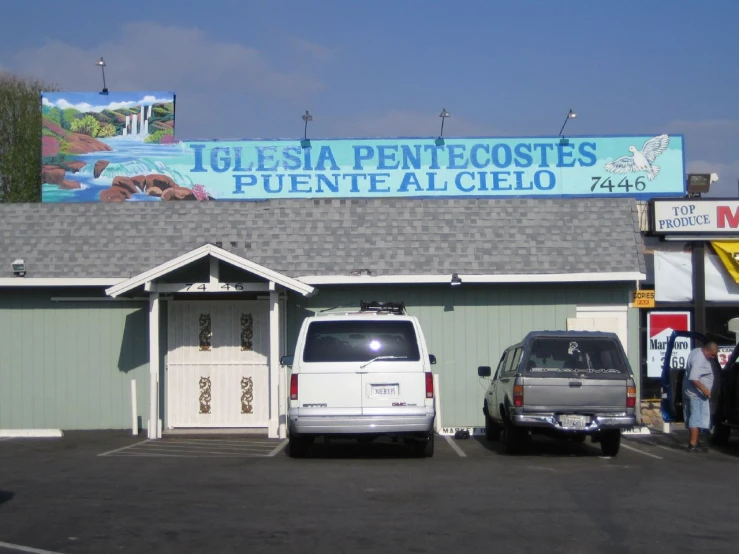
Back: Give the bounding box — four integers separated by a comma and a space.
638, 198, 739, 405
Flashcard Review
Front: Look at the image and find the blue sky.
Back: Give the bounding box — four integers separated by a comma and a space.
2, 0, 738, 195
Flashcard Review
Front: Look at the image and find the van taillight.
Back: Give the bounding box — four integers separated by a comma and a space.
290, 374, 298, 400
425, 372, 434, 399
513, 384, 524, 407
626, 385, 636, 408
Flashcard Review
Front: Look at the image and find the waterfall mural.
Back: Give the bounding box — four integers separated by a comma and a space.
41, 91, 179, 202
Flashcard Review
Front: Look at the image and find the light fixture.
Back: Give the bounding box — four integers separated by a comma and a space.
686, 173, 719, 197
96, 57, 108, 94
558, 108, 577, 136
450, 273, 462, 286
12, 259, 26, 277
439, 108, 450, 138
301, 110, 313, 148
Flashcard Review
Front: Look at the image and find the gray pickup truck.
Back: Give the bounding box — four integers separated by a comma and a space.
478, 331, 638, 456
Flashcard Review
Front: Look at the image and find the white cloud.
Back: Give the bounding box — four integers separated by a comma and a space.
341, 109, 501, 138
666, 119, 739, 132
42, 94, 172, 113
11, 22, 326, 98
689, 159, 739, 198
291, 38, 336, 62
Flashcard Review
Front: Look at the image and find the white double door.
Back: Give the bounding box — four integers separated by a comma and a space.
168, 300, 270, 428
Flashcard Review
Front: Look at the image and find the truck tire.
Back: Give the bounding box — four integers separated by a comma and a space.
600, 430, 621, 457
289, 435, 311, 458
413, 433, 435, 457
502, 417, 523, 455
485, 414, 501, 441
710, 421, 731, 446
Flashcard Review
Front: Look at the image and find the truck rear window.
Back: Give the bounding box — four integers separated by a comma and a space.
524, 337, 629, 378
303, 320, 421, 363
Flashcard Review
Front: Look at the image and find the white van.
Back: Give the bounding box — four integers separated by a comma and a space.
283, 301, 436, 457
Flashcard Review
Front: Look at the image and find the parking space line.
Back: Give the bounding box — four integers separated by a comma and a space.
443, 435, 467, 458
111, 452, 259, 458
161, 438, 276, 445
621, 442, 663, 460
142, 442, 274, 451
0, 539, 64, 554
98, 439, 150, 457
268, 439, 288, 457
654, 444, 689, 456
137, 444, 269, 454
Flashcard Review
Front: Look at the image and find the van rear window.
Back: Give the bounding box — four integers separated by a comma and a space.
303, 320, 421, 363
524, 337, 629, 377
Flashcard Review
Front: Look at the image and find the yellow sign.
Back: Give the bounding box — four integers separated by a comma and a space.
631, 290, 655, 308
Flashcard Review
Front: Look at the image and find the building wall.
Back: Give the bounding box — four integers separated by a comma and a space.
285, 283, 638, 429
0, 283, 638, 431
0, 289, 150, 430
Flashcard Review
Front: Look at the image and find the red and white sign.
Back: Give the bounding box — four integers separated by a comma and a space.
652, 199, 739, 235
646, 311, 691, 378
718, 345, 735, 368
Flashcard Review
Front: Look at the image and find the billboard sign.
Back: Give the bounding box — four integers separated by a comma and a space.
40, 93, 685, 203
646, 311, 691, 378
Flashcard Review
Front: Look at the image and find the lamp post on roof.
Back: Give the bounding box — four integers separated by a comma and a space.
301, 110, 313, 148
96, 57, 108, 94
435, 108, 450, 146
439, 108, 450, 138
558, 108, 577, 136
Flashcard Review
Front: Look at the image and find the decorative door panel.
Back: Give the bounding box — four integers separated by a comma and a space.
168, 301, 270, 427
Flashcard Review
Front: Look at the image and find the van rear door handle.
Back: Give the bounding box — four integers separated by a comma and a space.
569, 381, 583, 388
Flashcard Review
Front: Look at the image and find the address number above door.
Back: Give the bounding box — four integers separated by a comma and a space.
155, 282, 270, 293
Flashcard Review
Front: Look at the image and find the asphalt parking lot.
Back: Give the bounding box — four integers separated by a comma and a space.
2, 431, 739, 553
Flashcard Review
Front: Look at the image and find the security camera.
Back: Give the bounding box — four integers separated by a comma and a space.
12, 259, 26, 277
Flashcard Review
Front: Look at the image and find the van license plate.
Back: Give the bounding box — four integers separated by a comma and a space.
371, 385, 399, 397
561, 415, 587, 428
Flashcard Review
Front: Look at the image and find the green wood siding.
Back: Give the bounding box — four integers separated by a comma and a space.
0, 290, 149, 430
286, 283, 637, 428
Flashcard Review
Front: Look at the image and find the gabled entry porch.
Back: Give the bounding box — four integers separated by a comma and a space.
106, 244, 315, 439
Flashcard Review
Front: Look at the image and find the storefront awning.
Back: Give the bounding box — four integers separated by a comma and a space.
711, 242, 739, 283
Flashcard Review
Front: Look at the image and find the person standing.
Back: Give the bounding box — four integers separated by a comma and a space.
682, 342, 718, 452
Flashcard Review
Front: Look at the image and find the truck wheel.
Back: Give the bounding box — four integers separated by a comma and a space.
289, 435, 311, 458
485, 414, 501, 441
710, 421, 731, 446
600, 430, 621, 457
413, 433, 435, 458
502, 417, 522, 455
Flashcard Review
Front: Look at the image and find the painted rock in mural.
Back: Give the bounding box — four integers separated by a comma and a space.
94, 160, 110, 178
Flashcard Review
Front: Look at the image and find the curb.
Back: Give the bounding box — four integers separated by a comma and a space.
0, 429, 64, 438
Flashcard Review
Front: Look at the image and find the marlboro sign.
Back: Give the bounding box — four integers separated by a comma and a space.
646, 311, 691, 378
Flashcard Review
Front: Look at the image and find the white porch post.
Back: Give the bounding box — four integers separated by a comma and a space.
148, 290, 161, 439
268, 282, 281, 438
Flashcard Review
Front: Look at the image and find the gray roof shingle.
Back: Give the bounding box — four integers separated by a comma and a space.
0, 198, 645, 279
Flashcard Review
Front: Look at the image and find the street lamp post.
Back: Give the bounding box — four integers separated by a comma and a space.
558, 108, 577, 136
96, 57, 108, 93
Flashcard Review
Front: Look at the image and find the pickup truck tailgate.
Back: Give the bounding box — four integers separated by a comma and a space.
522, 377, 627, 412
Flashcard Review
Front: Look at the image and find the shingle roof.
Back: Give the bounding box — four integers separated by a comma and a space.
0, 198, 645, 280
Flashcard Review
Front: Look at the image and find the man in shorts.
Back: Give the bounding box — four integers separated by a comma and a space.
682, 342, 718, 452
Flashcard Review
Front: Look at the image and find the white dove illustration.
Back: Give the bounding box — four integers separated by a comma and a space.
604, 134, 670, 181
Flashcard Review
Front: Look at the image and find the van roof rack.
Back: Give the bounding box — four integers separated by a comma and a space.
360, 301, 406, 315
